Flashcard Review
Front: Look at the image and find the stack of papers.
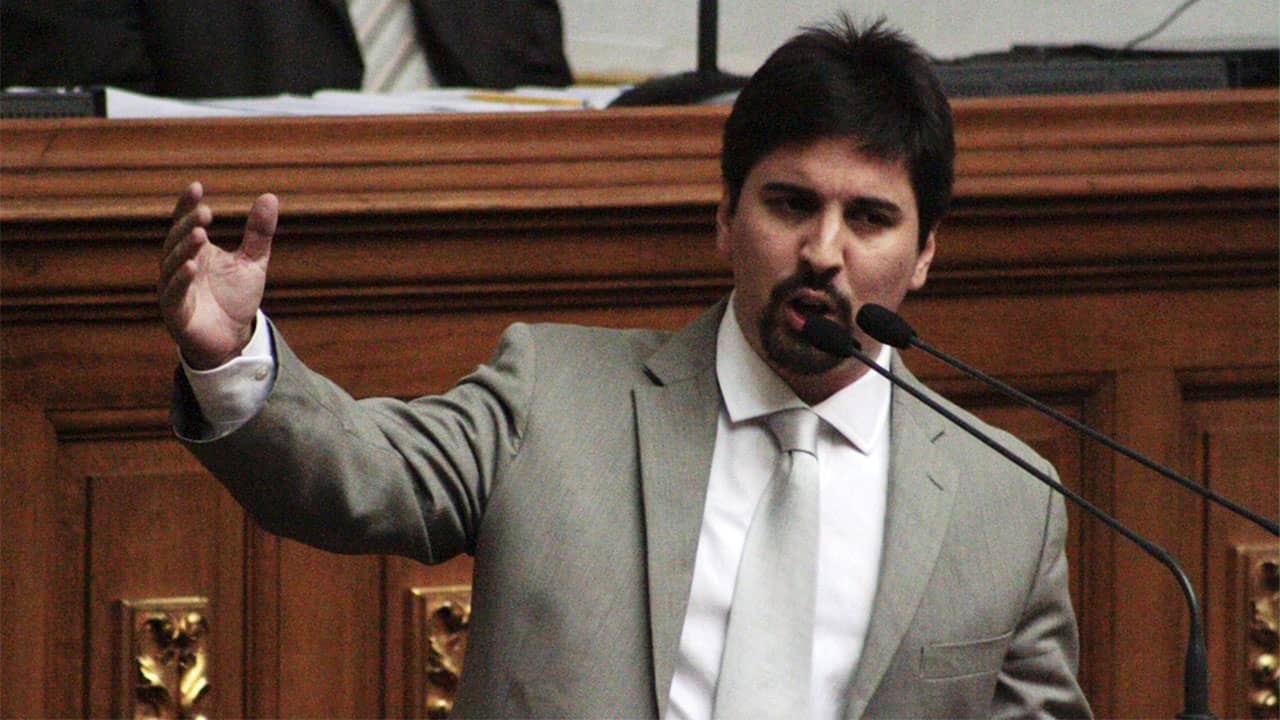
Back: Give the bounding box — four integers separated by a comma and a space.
103, 86, 628, 119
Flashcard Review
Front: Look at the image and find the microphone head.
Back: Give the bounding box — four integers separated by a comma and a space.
801, 316, 860, 358
856, 304, 915, 348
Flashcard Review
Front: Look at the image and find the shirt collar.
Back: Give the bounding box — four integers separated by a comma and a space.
715, 295, 892, 455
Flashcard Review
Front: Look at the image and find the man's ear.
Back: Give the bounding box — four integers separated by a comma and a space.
715, 186, 734, 264
909, 228, 937, 291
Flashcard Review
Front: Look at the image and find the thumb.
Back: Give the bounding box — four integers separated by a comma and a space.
241, 193, 279, 262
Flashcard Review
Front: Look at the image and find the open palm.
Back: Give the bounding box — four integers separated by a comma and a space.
159, 182, 278, 369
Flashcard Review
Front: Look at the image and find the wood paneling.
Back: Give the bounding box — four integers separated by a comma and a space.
1, 404, 58, 717
1183, 381, 1280, 718
2, 90, 1276, 719
277, 545, 383, 718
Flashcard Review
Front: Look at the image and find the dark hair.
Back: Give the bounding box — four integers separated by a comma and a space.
720, 15, 954, 249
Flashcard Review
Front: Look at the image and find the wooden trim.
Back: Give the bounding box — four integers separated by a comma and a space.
3, 92, 1276, 325
2, 90, 1274, 223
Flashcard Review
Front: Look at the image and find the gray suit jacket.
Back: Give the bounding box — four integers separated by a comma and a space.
176, 301, 1091, 718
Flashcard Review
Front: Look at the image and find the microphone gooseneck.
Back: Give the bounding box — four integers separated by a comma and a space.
854, 304, 1279, 537
802, 316, 1216, 720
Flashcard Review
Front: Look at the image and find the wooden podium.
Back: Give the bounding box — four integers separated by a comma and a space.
2, 90, 1276, 718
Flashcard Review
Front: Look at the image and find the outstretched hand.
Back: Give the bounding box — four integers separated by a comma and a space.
158, 182, 279, 369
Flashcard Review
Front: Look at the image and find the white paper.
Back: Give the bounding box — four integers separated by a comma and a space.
101, 86, 628, 119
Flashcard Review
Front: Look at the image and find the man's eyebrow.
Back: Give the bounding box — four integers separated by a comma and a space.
760, 181, 903, 216
844, 197, 904, 218
760, 181, 816, 196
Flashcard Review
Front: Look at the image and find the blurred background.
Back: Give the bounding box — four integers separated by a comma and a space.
562, 0, 1279, 81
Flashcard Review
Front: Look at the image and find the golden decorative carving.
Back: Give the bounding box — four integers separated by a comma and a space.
1245, 547, 1280, 718
407, 585, 472, 719
118, 597, 211, 720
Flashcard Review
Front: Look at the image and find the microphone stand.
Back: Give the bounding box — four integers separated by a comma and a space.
856, 305, 1279, 536
608, 0, 748, 106
802, 317, 1217, 720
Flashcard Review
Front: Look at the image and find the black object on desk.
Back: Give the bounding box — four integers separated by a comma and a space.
1, 86, 106, 118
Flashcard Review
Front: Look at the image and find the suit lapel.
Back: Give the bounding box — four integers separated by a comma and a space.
844, 355, 958, 719
635, 303, 725, 716
316, 0, 362, 56
316, 0, 347, 17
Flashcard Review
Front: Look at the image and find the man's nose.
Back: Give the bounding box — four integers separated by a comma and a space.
799, 210, 844, 274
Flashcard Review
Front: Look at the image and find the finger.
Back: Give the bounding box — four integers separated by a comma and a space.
170, 181, 204, 223
163, 202, 212, 256
159, 225, 208, 285
240, 193, 278, 262
157, 255, 197, 323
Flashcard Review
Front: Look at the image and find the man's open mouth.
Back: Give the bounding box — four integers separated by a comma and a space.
784, 288, 838, 331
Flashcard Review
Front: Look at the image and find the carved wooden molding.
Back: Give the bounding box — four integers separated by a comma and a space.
1239, 545, 1280, 718
1, 91, 1274, 323
407, 585, 472, 719
117, 597, 211, 720
2, 90, 1274, 222
45, 407, 174, 440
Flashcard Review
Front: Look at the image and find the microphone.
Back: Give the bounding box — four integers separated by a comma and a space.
855, 303, 1279, 537
804, 316, 861, 357
803, 316, 1216, 720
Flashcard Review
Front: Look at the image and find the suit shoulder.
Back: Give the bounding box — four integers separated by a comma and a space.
514, 321, 671, 364
494, 322, 674, 386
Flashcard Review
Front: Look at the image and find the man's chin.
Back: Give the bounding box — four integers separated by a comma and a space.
763, 327, 845, 376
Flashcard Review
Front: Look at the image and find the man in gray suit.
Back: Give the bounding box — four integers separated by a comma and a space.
159, 15, 1092, 719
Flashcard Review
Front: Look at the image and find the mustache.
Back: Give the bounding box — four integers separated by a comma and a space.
767, 267, 854, 324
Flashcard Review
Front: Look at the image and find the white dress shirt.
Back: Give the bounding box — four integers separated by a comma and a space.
664, 302, 891, 720
347, 0, 434, 93
181, 311, 275, 438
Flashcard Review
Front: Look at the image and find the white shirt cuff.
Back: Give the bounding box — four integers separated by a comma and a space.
181, 311, 276, 436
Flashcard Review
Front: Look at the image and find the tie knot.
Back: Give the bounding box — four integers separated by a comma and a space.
765, 408, 820, 456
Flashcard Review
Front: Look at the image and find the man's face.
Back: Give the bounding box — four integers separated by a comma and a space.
717, 136, 935, 401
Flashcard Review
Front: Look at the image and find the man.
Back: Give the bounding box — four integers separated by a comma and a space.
3, 0, 571, 98
159, 15, 1092, 719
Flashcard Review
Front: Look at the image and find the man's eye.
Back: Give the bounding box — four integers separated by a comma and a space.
769, 196, 814, 215
850, 210, 895, 229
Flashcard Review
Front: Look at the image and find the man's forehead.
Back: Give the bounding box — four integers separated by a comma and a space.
745, 140, 907, 188
757, 135, 907, 169
747, 138, 914, 199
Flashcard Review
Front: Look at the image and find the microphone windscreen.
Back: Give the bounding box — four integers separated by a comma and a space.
856, 304, 915, 348
802, 317, 859, 358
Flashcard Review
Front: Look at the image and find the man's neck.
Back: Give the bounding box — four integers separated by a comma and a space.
773, 352, 876, 406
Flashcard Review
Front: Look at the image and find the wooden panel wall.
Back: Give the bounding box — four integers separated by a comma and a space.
2, 90, 1276, 719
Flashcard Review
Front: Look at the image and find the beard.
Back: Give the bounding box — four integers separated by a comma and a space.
758, 269, 855, 376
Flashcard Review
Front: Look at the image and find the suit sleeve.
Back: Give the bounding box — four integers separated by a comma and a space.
992, 481, 1094, 719
174, 322, 535, 566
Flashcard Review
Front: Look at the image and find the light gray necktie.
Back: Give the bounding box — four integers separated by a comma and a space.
714, 407, 821, 719
347, 0, 432, 93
